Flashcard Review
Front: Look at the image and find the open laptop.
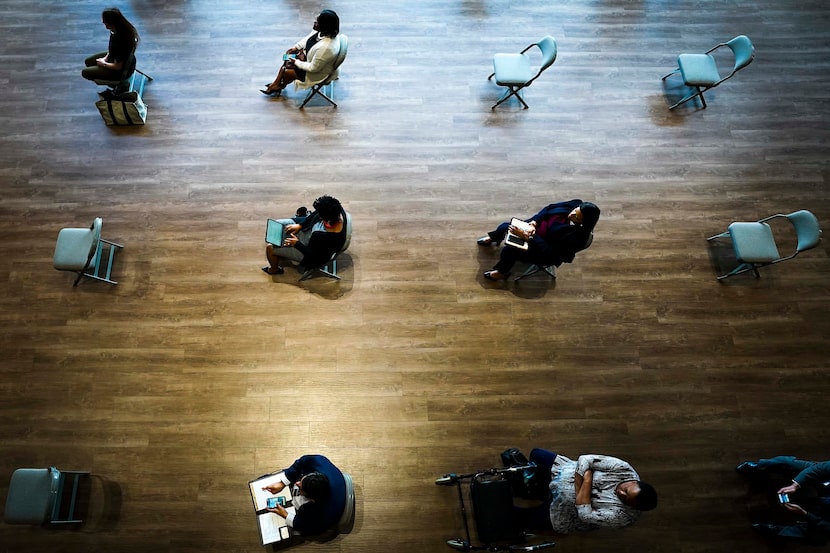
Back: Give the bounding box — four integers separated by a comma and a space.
265, 219, 286, 246
505, 218, 533, 250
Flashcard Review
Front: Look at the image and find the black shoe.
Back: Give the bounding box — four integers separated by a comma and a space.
484, 270, 509, 281
736, 461, 761, 475
752, 523, 782, 537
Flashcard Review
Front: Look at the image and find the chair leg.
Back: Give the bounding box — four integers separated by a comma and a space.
669, 86, 708, 110
514, 264, 555, 281
492, 86, 528, 109
300, 83, 337, 109
717, 262, 760, 280
662, 67, 679, 81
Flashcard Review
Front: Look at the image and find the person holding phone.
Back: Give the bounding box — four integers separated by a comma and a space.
261, 454, 347, 536
736, 457, 830, 545
261, 9, 340, 97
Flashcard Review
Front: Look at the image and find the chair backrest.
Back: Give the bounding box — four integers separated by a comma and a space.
726, 35, 754, 73
787, 210, 822, 252
578, 231, 594, 253
333, 34, 348, 73
527, 36, 557, 84
87, 217, 103, 262
339, 210, 352, 254
318, 34, 348, 87
337, 471, 356, 534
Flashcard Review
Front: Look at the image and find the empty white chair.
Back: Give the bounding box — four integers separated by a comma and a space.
489, 36, 557, 109
53, 217, 123, 286
662, 35, 754, 110
707, 210, 821, 280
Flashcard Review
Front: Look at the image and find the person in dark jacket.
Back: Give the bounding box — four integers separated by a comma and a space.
263, 195, 346, 275
737, 456, 830, 545
262, 454, 347, 536
477, 199, 600, 281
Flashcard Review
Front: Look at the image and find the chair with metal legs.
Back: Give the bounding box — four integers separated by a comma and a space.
706, 210, 821, 280
662, 35, 754, 110
489, 36, 557, 110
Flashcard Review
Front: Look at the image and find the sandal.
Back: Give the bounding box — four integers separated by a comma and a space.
262, 266, 284, 275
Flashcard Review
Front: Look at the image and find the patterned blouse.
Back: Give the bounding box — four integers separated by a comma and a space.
548, 454, 641, 533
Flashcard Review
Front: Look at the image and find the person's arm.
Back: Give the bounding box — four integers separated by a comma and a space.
575, 469, 592, 506
577, 454, 632, 475
294, 38, 337, 73
96, 56, 123, 70
779, 461, 830, 495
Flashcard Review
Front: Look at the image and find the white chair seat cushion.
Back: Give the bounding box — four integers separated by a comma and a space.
4, 468, 57, 524
729, 222, 781, 262
54, 227, 96, 270
677, 53, 720, 86
493, 53, 533, 85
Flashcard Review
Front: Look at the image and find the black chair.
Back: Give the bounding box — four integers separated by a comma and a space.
515, 232, 593, 282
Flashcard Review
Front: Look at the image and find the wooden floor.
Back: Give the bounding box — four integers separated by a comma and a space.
1, 1, 828, 551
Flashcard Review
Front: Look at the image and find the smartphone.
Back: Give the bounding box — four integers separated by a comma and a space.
267, 497, 279, 508
282, 53, 297, 61
778, 493, 790, 504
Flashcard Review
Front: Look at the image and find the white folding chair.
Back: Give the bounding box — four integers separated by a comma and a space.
53, 217, 123, 286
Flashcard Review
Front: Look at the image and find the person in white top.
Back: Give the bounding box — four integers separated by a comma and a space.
261, 10, 340, 97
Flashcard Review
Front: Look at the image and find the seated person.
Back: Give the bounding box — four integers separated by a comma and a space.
81, 8, 139, 87
261, 454, 347, 536
262, 195, 347, 275
736, 456, 830, 545
519, 448, 657, 533
477, 199, 600, 281
260, 9, 341, 97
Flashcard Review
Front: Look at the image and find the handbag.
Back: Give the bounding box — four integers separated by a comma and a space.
95, 93, 147, 126
500, 448, 538, 499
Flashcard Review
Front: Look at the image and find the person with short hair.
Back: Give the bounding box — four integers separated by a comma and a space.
81, 7, 140, 84
262, 195, 347, 275
477, 199, 600, 281
262, 454, 347, 536
261, 9, 341, 97
519, 448, 657, 533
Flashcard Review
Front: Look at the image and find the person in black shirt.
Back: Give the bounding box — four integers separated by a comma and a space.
263, 195, 347, 275
82, 7, 139, 83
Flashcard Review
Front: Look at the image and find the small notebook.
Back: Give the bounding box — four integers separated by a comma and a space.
265, 219, 285, 246
505, 218, 533, 250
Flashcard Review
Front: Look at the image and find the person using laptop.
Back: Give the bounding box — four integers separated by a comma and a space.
477, 199, 600, 281
262, 195, 346, 275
